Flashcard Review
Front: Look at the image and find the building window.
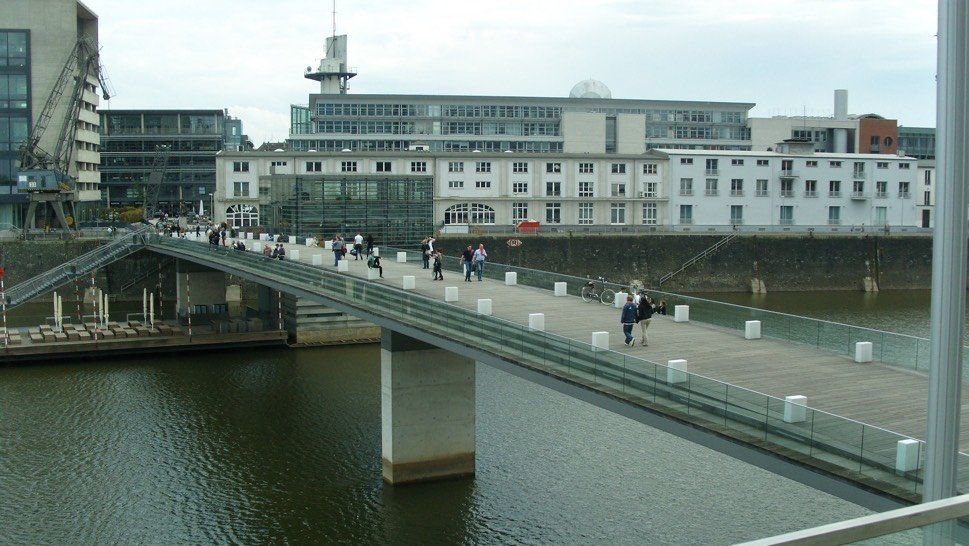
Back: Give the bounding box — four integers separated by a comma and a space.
679, 204, 693, 224
780, 205, 794, 225
225, 204, 258, 227
829, 161, 842, 168
578, 202, 594, 224
232, 161, 250, 172
730, 205, 743, 225
679, 178, 693, 196
306, 161, 323, 172
705, 178, 718, 196
899, 163, 911, 170
643, 163, 657, 174
546, 181, 561, 196
513, 161, 528, 173
828, 206, 841, 225
731, 159, 744, 166
756, 179, 769, 197
611, 163, 626, 174
341, 161, 358, 172
545, 202, 561, 224
705, 158, 719, 175
730, 179, 743, 196
512, 182, 528, 194
448, 180, 464, 189
410, 161, 427, 173
610, 203, 626, 224
680, 158, 694, 165
877, 162, 889, 169
642, 203, 657, 225
476, 161, 491, 173
546, 162, 562, 173
804, 179, 817, 197
512, 202, 528, 222
232, 181, 249, 197
924, 170, 932, 185
578, 162, 594, 174
780, 179, 793, 197
475, 180, 491, 189
611, 183, 626, 197
444, 203, 496, 224
375, 161, 391, 173
578, 181, 594, 197
828, 180, 841, 197
924, 190, 932, 205
876, 180, 888, 198
899, 181, 911, 198
448, 161, 464, 173
756, 159, 769, 167
853, 180, 865, 196
271, 161, 288, 167
875, 206, 888, 225
806, 160, 818, 168
644, 181, 658, 198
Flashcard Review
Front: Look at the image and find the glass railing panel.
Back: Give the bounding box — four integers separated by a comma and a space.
566, 342, 600, 385
806, 409, 867, 472
956, 454, 969, 495
761, 397, 816, 458
857, 427, 923, 496
621, 358, 658, 402
724, 385, 771, 439
685, 374, 728, 423
592, 349, 628, 391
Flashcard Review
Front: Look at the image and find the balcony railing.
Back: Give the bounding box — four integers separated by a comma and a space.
779, 169, 798, 178
730, 190, 744, 197
804, 190, 818, 198
828, 218, 841, 225
876, 191, 889, 198
704, 189, 718, 196
829, 191, 842, 198
705, 169, 719, 176
779, 218, 794, 225
679, 217, 693, 224
679, 189, 693, 196
853, 170, 866, 179
780, 190, 794, 198
851, 191, 869, 200
755, 190, 769, 197
900, 191, 911, 199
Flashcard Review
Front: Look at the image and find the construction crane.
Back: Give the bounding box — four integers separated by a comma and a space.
142, 144, 173, 220
17, 36, 111, 231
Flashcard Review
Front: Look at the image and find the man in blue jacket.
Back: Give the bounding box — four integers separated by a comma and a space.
620, 294, 638, 346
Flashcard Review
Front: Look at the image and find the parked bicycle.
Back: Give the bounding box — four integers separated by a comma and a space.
581, 276, 616, 305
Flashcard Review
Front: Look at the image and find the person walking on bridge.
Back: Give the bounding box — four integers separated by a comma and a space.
473, 243, 487, 281
620, 295, 638, 347
331, 235, 344, 267
636, 293, 654, 346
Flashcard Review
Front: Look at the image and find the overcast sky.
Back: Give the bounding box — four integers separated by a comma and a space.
85, 0, 938, 146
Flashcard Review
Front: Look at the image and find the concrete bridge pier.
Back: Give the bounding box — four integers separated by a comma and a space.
174, 259, 226, 318
381, 329, 475, 485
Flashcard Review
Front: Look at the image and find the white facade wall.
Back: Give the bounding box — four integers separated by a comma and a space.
214, 150, 922, 232
561, 112, 605, 154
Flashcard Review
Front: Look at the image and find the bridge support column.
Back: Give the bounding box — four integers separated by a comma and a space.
381, 329, 475, 485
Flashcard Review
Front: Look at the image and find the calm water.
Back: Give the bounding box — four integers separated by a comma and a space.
2, 291, 938, 545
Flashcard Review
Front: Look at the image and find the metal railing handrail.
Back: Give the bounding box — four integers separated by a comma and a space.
4, 224, 153, 307
659, 232, 738, 286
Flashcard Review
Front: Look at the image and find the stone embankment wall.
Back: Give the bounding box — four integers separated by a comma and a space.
1, 234, 937, 295
435, 233, 935, 292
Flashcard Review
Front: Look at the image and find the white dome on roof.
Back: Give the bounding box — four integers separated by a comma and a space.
569, 79, 612, 99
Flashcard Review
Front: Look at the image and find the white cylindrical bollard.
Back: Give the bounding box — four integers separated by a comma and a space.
259, 233, 269, 241
554, 282, 567, 297
784, 395, 808, 423
528, 313, 545, 332
591, 331, 609, 352
396, 251, 408, 263
745, 320, 762, 340
667, 359, 688, 384
337, 260, 349, 272
445, 286, 459, 302
305, 237, 316, 247
402, 276, 416, 290
373, 247, 379, 257
253, 242, 263, 253
246, 232, 253, 240
505, 272, 517, 285
477, 298, 492, 315
289, 249, 300, 261
674, 305, 690, 322
855, 341, 873, 363
614, 292, 625, 308
895, 439, 921, 473
312, 254, 323, 266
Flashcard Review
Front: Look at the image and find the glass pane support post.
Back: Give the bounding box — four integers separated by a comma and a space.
925, 0, 969, 505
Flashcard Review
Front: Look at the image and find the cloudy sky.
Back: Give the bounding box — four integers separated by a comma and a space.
85, 0, 938, 146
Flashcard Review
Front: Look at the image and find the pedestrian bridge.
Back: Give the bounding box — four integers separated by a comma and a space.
6, 229, 967, 512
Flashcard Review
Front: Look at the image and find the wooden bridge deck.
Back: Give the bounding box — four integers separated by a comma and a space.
276, 242, 959, 450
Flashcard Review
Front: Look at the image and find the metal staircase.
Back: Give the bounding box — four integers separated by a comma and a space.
4, 225, 153, 308
658, 232, 739, 287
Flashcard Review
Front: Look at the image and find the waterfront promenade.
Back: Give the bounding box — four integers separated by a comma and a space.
255, 239, 955, 455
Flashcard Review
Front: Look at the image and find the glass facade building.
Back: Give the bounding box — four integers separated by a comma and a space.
898, 126, 935, 160
260, 174, 433, 246
99, 109, 240, 214
0, 30, 30, 227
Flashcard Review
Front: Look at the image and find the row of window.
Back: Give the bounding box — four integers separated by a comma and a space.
679, 157, 911, 170
676, 178, 912, 198
446, 180, 657, 198
316, 103, 565, 119
235, 159, 665, 177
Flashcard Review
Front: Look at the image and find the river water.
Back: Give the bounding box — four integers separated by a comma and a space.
1, 292, 942, 545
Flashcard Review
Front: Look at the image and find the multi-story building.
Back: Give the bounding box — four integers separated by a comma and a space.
898, 126, 935, 160
0, 0, 105, 228
290, 35, 754, 155
99, 109, 245, 215
748, 90, 899, 155
215, 142, 921, 238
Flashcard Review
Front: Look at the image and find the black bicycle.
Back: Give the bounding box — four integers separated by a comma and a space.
581, 276, 615, 305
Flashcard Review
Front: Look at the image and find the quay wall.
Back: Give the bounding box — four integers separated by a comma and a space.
434, 233, 936, 292
1, 234, 937, 295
